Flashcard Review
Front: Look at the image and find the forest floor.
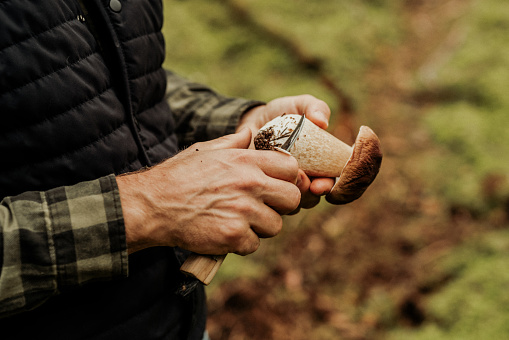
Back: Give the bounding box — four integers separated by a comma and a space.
203, 1, 508, 339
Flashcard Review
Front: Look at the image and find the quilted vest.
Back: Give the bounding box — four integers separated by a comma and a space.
0, 1, 205, 339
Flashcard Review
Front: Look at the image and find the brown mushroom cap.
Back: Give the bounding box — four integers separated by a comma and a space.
325, 126, 382, 205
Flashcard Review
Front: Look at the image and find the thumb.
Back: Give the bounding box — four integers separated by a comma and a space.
195, 127, 252, 151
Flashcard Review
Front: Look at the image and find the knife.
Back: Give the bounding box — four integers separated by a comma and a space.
179, 114, 306, 287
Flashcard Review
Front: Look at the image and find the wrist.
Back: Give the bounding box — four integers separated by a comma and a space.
116, 172, 155, 254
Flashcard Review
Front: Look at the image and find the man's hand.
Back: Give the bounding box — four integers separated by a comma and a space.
117, 128, 301, 255
237, 95, 336, 212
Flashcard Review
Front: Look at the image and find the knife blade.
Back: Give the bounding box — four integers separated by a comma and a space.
275, 113, 306, 154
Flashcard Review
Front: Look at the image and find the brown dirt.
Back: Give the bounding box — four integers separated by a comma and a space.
205, 1, 505, 339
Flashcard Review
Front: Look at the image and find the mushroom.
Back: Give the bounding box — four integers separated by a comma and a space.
181, 115, 382, 286
254, 114, 382, 204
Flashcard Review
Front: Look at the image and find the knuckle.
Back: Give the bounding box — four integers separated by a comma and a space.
290, 186, 302, 206
239, 174, 265, 193
230, 197, 256, 215
250, 239, 261, 253
282, 187, 301, 214
232, 150, 252, 165
236, 237, 260, 256
221, 221, 246, 244
299, 94, 316, 101
286, 156, 300, 172
272, 217, 283, 235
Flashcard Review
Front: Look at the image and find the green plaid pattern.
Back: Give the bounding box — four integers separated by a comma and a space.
0, 175, 127, 317
165, 70, 265, 148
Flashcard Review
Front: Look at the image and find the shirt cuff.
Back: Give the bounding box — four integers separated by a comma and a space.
43, 174, 128, 289
0, 175, 128, 317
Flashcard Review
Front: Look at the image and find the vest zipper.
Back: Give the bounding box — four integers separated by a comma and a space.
77, 0, 152, 167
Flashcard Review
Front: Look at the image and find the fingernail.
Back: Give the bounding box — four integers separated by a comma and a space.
314, 111, 329, 128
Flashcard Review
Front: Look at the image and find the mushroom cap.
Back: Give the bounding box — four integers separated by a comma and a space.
325, 126, 382, 205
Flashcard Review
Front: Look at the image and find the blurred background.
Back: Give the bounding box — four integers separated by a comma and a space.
162, 0, 509, 339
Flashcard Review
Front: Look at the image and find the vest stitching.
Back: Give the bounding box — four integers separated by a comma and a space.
58, 123, 126, 162
0, 17, 80, 53
0, 51, 98, 98
144, 135, 176, 153
4, 87, 112, 134
122, 32, 163, 80
7, 123, 128, 170
122, 30, 160, 44
0, 0, 14, 8
129, 65, 163, 82
136, 100, 174, 148
135, 93, 166, 119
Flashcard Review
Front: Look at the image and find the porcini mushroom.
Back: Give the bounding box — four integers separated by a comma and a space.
254, 114, 382, 204
180, 115, 382, 286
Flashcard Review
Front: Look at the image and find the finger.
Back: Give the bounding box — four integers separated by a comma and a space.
287, 190, 321, 215
251, 151, 300, 184
295, 170, 311, 193
293, 95, 331, 130
305, 107, 331, 130
248, 204, 284, 239
309, 177, 335, 196
192, 127, 252, 152
295, 170, 322, 209
232, 201, 285, 255
300, 192, 321, 209
211, 212, 261, 256
261, 177, 301, 215
264, 95, 330, 127
232, 228, 261, 256
288, 207, 301, 215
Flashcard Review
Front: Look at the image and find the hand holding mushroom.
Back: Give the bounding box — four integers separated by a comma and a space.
237, 95, 336, 209
180, 99, 382, 285
254, 114, 382, 204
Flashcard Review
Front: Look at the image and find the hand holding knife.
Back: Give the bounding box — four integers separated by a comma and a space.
179, 114, 307, 286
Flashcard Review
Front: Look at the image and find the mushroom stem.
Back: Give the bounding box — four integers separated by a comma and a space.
254, 114, 382, 205
290, 117, 353, 177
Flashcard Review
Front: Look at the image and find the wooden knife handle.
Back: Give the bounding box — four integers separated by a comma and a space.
180, 253, 227, 285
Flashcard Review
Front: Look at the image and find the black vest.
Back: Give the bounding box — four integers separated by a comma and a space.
0, 1, 205, 338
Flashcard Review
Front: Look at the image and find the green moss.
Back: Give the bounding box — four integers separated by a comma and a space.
388, 230, 509, 340
162, 0, 402, 107
419, 0, 509, 212
161, 2, 509, 339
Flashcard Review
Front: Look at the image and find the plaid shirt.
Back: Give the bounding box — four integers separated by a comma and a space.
165, 71, 264, 148
0, 72, 264, 318
0, 175, 126, 318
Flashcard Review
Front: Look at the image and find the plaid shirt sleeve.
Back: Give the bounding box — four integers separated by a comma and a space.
165, 70, 265, 148
0, 174, 127, 318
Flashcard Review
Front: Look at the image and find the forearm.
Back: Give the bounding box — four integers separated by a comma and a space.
0, 175, 127, 318
164, 70, 265, 147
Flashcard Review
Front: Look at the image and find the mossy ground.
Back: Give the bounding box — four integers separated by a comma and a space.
163, 1, 509, 338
